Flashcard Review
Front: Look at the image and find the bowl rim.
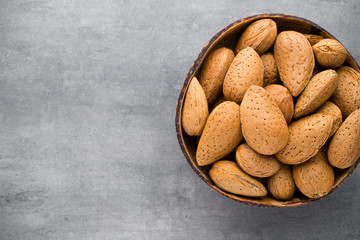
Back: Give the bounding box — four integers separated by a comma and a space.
175, 13, 360, 208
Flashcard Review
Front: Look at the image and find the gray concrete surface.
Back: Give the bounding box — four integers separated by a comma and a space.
0, 0, 359, 239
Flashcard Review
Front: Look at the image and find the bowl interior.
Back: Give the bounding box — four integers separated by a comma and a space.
176, 14, 360, 207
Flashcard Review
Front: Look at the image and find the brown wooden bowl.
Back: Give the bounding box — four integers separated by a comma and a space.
175, 13, 360, 208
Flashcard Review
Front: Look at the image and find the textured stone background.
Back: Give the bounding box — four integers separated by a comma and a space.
0, 0, 359, 239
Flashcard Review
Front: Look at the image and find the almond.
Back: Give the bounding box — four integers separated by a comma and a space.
261, 52, 279, 87
196, 101, 242, 166
294, 69, 338, 119
313, 39, 347, 68
275, 113, 333, 165
316, 101, 342, 137
209, 160, 267, 197
223, 47, 264, 104
235, 143, 280, 178
235, 19, 277, 55
264, 84, 294, 124
328, 109, 360, 169
198, 47, 235, 105
331, 66, 360, 118
293, 148, 334, 198
182, 77, 209, 136
303, 34, 324, 46
274, 31, 315, 97
267, 164, 296, 200
240, 85, 289, 155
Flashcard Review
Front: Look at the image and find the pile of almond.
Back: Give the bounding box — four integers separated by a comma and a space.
182, 18, 360, 201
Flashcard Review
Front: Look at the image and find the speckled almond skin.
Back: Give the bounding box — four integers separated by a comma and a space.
261, 52, 279, 87
303, 34, 324, 46
331, 66, 360, 118
274, 31, 315, 97
223, 47, 264, 104
267, 164, 296, 200
328, 109, 360, 169
182, 77, 209, 136
293, 148, 334, 198
240, 85, 289, 155
196, 101, 242, 166
235, 143, 281, 178
209, 160, 267, 197
294, 69, 338, 119
275, 113, 333, 165
313, 39, 347, 68
198, 47, 235, 105
264, 84, 294, 124
316, 101, 342, 137
235, 19, 277, 55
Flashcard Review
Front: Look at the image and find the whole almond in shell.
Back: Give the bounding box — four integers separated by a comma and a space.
316, 101, 342, 137
209, 160, 267, 197
182, 77, 209, 136
293, 148, 334, 198
196, 101, 242, 166
267, 165, 296, 200
240, 85, 289, 155
235, 143, 281, 178
303, 34, 324, 46
274, 31, 315, 97
313, 39, 347, 68
275, 113, 333, 165
261, 52, 279, 87
328, 109, 360, 169
198, 47, 235, 105
223, 47, 264, 104
331, 66, 360, 118
294, 69, 338, 119
235, 18, 277, 55
264, 84, 294, 124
